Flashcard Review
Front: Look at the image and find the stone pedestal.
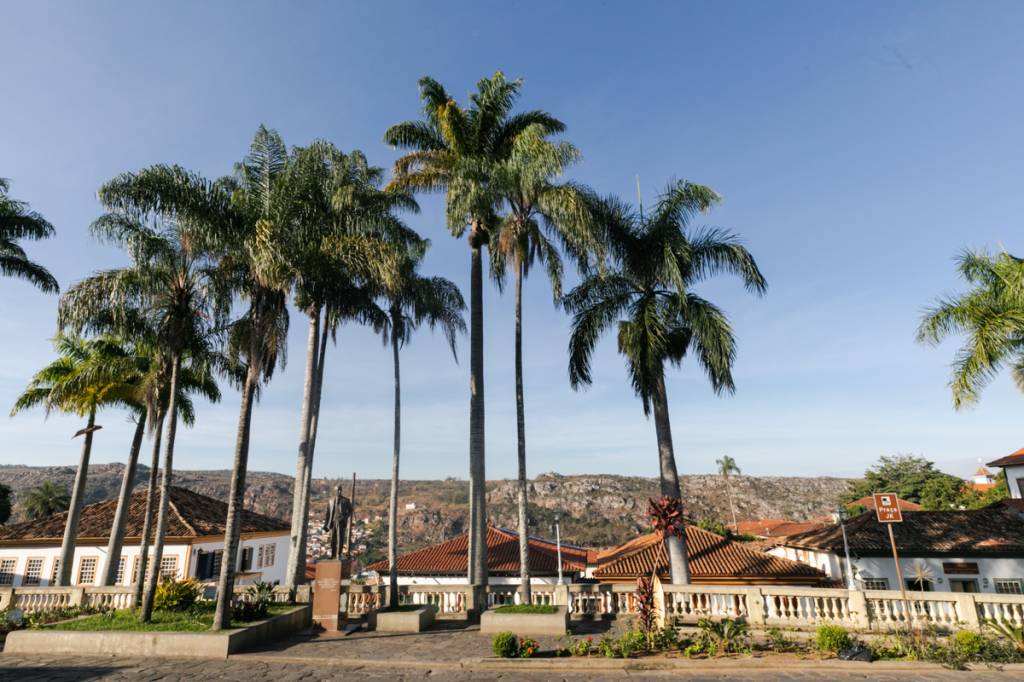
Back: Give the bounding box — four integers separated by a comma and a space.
312, 560, 345, 631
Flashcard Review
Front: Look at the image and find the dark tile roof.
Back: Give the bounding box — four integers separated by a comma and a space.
593, 527, 825, 581
770, 508, 1024, 556
988, 447, 1024, 467
367, 526, 588, 576
0, 486, 288, 543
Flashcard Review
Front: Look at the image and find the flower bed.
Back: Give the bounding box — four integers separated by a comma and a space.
50, 603, 293, 632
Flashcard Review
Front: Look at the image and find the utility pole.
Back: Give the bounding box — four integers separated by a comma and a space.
346, 472, 357, 558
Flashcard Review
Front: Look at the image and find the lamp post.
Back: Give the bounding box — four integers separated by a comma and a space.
832, 507, 857, 590
553, 513, 564, 586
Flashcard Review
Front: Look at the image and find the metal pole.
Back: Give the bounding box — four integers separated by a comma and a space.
888, 523, 914, 627
346, 472, 356, 559
840, 521, 856, 590
555, 519, 563, 586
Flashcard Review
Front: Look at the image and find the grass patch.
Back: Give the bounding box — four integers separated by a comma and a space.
494, 604, 558, 615
51, 603, 292, 632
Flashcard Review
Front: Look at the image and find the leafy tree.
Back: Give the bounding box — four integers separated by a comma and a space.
489, 124, 598, 601
0, 178, 58, 293
11, 335, 140, 585
20, 481, 70, 520
917, 250, 1024, 407
919, 476, 981, 511
0, 482, 12, 524
375, 243, 465, 608
565, 181, 766, 583
716, 455, 741, 529
385, 72, 564, 586
845, 454, 959, 505
695, 518, 756, 543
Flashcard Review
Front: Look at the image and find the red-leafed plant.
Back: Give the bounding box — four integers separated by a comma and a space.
647, 496, 686, 538
635, 576, 655, 636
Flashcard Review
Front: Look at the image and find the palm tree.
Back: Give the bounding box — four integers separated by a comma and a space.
565, 181, 766, 584
489, 126, 597, 602
59, 180, 227, 621
716, 455, 741, 529
278, 140, 414, 594
1, 178, 59, 293
917, 250, 1024, 408
10, 335, 139, 585
21, 481, 70, 520
385, 72, 564, 587
375, 243, 465, 608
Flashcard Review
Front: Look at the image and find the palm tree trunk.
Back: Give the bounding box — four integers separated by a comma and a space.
102, 412, 146, 586
725, 475, 738, 528
468, 226, 487, 587
514, 258, 531, 603
140, 355, 182, 622
298, 317, 329, 565
57, 406, 97, 586
212, 361, 259, 630
133, 411, 164, 604
652, 374, 690, 585
387, 321, 401, 608
285, 308, 320, 593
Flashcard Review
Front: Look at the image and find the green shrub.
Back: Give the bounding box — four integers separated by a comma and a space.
816, 624, 851, 653
597, 636, 619, 658
696, 618, 750, 656
153, 577, 201, 612
952, 630, 983, 657
493, 604, 557, 614
492, 631, 519, 658
766, 626, 800, 653
986, 619, 1024, 653
617, 628, 647, 657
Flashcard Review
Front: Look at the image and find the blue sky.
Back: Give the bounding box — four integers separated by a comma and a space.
3, 1, 1024, 482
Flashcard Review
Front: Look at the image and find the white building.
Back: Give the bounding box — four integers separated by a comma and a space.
988, 447, 1024, 499
766, 506, 1024, 595
0, 486, 290, 588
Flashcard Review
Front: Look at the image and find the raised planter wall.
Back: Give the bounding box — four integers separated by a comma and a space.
3, 604, 311, 659
479, 606, 569, 637
369, 605, 436, 632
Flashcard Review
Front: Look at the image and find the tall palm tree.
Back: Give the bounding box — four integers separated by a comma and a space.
489, 126, 597, 601
373, 243, 465, 608
0, 178, 59, 293
10, 335, 139, 585
59, 182, 227, 621
716, 455, 741, 529
21, 481, 70, 520
917, 250, 1024, 408
385, 72, 564, 587
565, 181, 766, 584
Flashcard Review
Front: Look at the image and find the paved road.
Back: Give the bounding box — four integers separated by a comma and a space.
0, 655, 1019, 681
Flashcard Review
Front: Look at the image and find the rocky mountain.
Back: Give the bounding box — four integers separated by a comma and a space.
0, 464, 852, 560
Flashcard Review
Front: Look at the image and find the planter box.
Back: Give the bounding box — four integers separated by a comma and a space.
369, 605, 436, 632
479, 606, 569, 637
4, 605, 310, 660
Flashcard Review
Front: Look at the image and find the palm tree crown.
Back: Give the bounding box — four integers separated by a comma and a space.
21, 481, 70, 520
917, 250, 1024, 408
0, 178, 59, 293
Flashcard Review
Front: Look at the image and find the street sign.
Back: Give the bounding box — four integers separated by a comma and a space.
873, 493, 903, 523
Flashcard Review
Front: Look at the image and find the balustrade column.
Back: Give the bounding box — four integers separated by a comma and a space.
954, 593, 980, 628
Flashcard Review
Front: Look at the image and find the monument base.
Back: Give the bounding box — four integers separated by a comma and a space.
311, 559, 348, 631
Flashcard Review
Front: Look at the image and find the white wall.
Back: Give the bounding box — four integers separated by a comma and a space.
189, 534, 290, 585
0, 543, 189, 587
382, 575, 567, 586
768, 545, 1024, 594
1004, 464, 1024, 499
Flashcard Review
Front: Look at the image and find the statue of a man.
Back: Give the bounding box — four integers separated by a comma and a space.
323, 485, 352, 560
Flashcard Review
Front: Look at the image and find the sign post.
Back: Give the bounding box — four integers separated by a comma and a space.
873, 493, 915, 630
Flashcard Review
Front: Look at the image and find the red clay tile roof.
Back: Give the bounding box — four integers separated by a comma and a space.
0, 486, 288, 543
988, 447, 1024, 468
733, 519, 790, 537
367, 526, 588, 576
593, 527, 825, 581
848, 496, 923, 512
770, 508, 1024, 557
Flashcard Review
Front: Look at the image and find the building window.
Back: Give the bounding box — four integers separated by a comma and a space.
906, 578, 933, 592
115, 557, 126, 585
257, 545, 264, 569
949, 579, 978, 593
862, 579, 889, 591
159, 556, 178, 580
77, 557, 98, 585
0, 559, 16, 586
23, 558, 44, 586
995, 579, 1024, 595
240, 547, 254, 571
264, 544, 275, 567
131, 556, 140, 584
50, 559, 61, 585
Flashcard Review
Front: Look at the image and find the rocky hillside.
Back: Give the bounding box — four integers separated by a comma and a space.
0, 464, 851, 560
